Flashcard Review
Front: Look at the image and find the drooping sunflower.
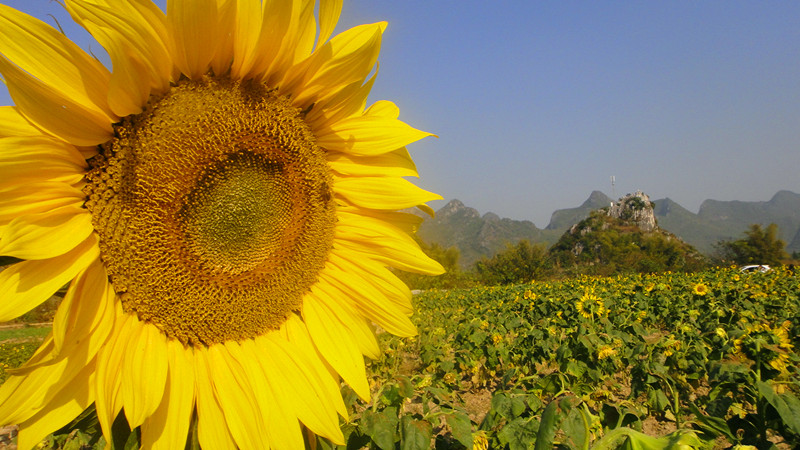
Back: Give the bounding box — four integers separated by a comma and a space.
575, 289, 605, 320
733, 321, 794, 373
0, 1, 443, 448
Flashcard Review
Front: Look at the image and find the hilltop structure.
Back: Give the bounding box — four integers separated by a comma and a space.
606, 190, 657, 232
551, 191, 707, 274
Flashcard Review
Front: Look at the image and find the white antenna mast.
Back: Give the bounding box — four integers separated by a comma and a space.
610, 176, 616, 206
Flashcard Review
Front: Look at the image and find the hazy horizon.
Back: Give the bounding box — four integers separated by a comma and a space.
2, 1, 799, 227
432, 188, 799, 229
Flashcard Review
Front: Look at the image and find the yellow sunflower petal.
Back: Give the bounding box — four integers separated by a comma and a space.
256, 333, 345, 443
232, 339, 305, 450
121, 318, 169, 429
282, 314, 348, 418
0, 137, 87, 189
316, 0, 343, 51
416, 203, 436, 217
329, 250, 413, 315
0, 323, 100, 426
0, 234, 98, 322
194, 348, 237, 450
308, 280, 382, 359
292, 0, 317, 63
0, 4, 115, 119
366, 100, 401, 119
304, 70, 376, 128
168, 0, 218, 79
335, 212, 445, 275
328, 147, 418, 178
0, 206, 93, 260
283, 22, 385, 108
65, 0, 174, 116
142, 340, 196, 450
0, 335, 52, 412
0, 106, 43, 137
338, 206, 424, 234
318, 268, 417, 337
335, 176, 442, 210
50, 258, 113, 359
260, 0, 309, 84
335, 237, 443, 276
205, 344, 269, 450
0, 182, 85, 231
16, 364, 95, 450
94, 304, 127, 439
317, 115, 434, 156
303, 290, 370, 400
227, 0, 265, 78
208, 0, 234, 74
0, 57, 114, 146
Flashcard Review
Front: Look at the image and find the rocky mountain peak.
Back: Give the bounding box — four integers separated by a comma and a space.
438, 199, 480, 220
584, 190, 613, 208
607, 191, 657, 232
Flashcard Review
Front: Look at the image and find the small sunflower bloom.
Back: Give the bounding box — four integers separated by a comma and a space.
0, 1, 442, 448
692, 283, 709, 296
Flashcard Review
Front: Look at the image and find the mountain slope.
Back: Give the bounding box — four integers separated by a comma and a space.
415, 191, 800, 268
546, 191, 611, 230
415, 200, 561, 267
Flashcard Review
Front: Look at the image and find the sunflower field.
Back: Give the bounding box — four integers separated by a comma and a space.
1, 266, 799, 449
321, 266, 800, 449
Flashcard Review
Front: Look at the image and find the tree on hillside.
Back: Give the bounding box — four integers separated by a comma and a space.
715, 223, 788, 266
474, 240, 550, 285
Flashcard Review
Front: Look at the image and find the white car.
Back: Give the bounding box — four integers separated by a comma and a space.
740, 265, 771, 273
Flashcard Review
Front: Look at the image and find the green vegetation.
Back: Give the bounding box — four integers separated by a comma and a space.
404, 210, 711, 289
474, 240, 550, 285
715, 223, 790, 266
0, 325, 51, 342
548, 211, 707, 277
0, 325, 49, 383
2, 268, 799, 448
322, 267, 800, 448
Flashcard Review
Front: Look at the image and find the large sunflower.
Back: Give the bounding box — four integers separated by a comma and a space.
0, 1, 443, 448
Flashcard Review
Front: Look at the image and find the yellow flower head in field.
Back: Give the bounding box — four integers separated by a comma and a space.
0, 1, 443, 448
692, 283, 709, 296
734, 321, 794, 373
473, 430, 490, 450
575, 290, 606, 319
597, 345, 617, 360
662, 335, 682, 357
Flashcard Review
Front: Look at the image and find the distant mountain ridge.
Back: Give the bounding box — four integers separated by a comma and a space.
415, 190, 800, 267
413, 199, 561, 268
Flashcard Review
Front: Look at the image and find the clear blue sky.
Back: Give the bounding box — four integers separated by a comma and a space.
3, 1, 799, 227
